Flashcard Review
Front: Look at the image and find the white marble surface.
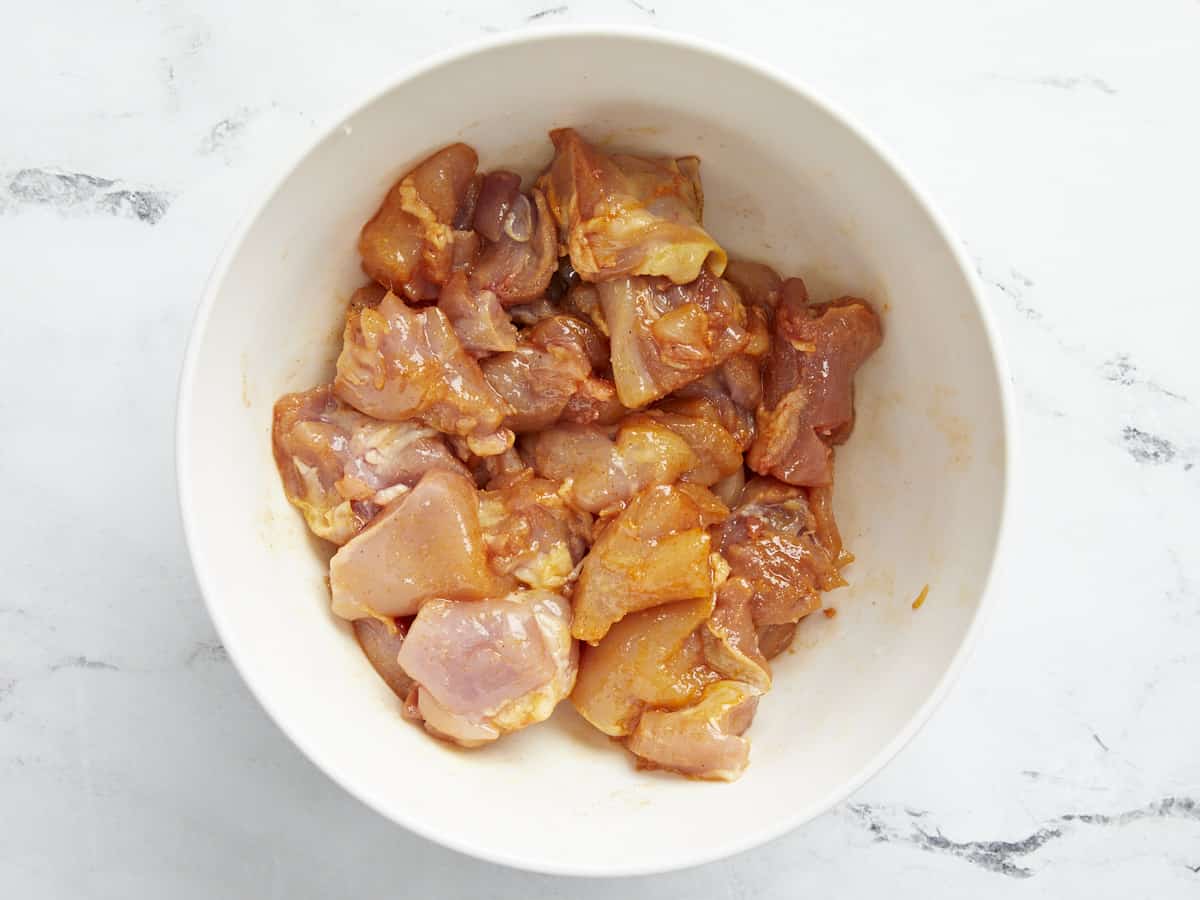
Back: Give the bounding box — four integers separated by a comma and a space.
2, 0, 1198, 896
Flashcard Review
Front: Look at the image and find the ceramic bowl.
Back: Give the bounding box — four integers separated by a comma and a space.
177, 26, 1013, 876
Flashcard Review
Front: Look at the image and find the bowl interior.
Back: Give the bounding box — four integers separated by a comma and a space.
179, 31, 1008, 875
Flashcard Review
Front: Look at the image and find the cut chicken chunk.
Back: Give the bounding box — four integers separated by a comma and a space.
481, 314, 611, 432
478, 470, 592, 590
571, 597, 718, 737
538, 128, 727, 284
757, 622, 798, 660
334, 289, 515, 456
437, 270, 518, 357
669, 375, 756, 452
642, 404, 743, 486
702, 577, 771, 691
559, 281, 607, 334
397, 590, 577, 747
271, 383, 468, 544
625, 680, 759, 781
526, 419, 697, 515
469, 172, 558, 303
664, 303, 769, 452
572, 484, 728, 642
329, 470, 506, 620
560, 375, 628, 427
748, 280, 882, 485
359, 143, 480, 300
459, 444, 528, 489
599, 269, 749, 407
718, 476, 846, 628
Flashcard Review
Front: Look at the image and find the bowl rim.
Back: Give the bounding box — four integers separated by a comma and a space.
176, 23, 1017, 878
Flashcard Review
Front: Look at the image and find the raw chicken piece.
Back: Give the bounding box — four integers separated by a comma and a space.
748, 279, 882, 485
481, 315, 611, 432
572, 589, 763, 780
478, 470, 592, 590
532, 398, 742, 493
538, 128, 727, 284
525, 418, 697, 515
397, 590, 578, 747
571, 597, 718, 736
507, 297, 561, 327
668, 375, 756, 451
718, 476, 846, 628
472, 171, 522, 242
459, 444, 528, 488
271, 383, 469, 544
625, 681, 759, 781
353, 617, 413, 700
329, 470, 508, 620
437, 271, 518, 357
641, 405, 743, 486
529, 313, 611, 369
723, 304, 771, 401
711, 465, 746, 508
560, 375, 628, 427
559, 281, 607, 334
469, 171, 558, 303
359, 143, 480, 301
723, 259, 783, 312
665, 304, 770, 451
598, 269, 749, 407
702, 577, 771, 691
572, 484, 728, 642
334, 289, 515, 456
808, 482, 852, 568
756, 622, 798, 660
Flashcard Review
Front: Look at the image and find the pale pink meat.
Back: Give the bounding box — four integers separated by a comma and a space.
625, 681, 759, 781
560, 377, 627, 427
334, 289, 515, 456
397, 590, 578, 747
668, 376, 756, 451
271, 383, 469, 544
559, 281, 607, 334
329, 470, 507, 620
471, 170, 522, 243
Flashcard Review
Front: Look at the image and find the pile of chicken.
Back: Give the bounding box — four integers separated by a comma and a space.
272, 128, 882, 781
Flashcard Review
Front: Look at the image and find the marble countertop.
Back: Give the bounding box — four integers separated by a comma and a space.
3, 1, 1198, 896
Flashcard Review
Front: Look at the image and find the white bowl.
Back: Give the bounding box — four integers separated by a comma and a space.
177, 26, 1013, 877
